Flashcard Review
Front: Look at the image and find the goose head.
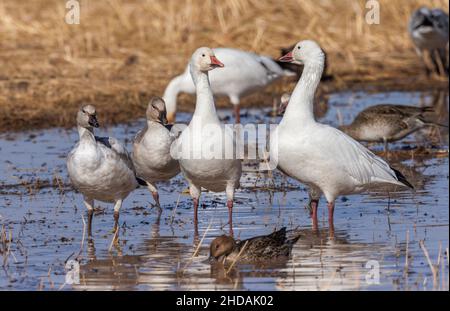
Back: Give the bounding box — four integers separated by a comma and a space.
146, 97, 168, 125
209, 235, 236, 261
77, 104, 99, 129
279, 40, 325, 66
190, 47, 224, 73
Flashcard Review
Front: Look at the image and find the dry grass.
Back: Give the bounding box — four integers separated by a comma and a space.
0, 0, 448, 132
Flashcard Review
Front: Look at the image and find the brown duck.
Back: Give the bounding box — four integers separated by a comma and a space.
339, 104, 448, 152
209, 227, 301, 263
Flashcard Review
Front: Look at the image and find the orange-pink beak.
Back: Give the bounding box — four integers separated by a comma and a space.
210, 55, 224, 68
279, 51, 294, 63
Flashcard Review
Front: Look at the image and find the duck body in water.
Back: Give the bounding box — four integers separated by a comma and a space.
209, 227, 301, 263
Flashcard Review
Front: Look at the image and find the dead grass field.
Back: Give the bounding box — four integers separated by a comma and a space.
0, 0, 448, 132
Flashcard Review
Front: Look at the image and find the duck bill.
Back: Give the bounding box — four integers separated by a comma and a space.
210, 56, 224, 68
278, 51, 294, 63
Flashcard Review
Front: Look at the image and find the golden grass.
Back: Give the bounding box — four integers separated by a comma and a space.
0, 0, 448, 131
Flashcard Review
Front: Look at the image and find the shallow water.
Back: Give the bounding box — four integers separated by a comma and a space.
0, 90, 448, 291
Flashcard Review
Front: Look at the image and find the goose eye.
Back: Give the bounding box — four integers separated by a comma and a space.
297, 46, 301, 50
202, 54, 205, 57
215, 245, 219, 249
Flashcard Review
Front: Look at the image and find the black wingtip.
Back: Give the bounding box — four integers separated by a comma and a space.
391, 167, 414, 189
136, 177, 148, 187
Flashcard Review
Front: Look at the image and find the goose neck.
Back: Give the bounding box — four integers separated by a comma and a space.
190, 68, 220, 124
283, 61, 324, 125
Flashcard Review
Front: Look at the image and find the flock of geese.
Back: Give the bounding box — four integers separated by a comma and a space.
66, 6, 448, 258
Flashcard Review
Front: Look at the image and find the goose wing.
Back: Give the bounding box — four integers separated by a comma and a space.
96, 136, 135, 173
320, 126, 411, 187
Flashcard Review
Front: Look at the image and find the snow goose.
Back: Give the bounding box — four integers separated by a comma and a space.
271, 40, 413, 231
408, 7, 449, 75
132, 97, 180, 212
163, 47, 295, 124
174, 47, 242, 235
277, 96, 447, 153
67, 105, 143, 236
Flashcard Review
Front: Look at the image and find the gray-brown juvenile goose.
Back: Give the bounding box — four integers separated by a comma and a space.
132, 97, 180, 213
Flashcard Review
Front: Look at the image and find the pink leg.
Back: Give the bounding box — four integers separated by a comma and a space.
227, 200, 234, 237
327, 202, 335, 236
234, 105, 240, 124
310, 200, 319, 231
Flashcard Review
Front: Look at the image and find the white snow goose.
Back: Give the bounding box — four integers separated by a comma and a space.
132, 97, 180, 213
163, 47, 295, 124
67, 105, 145, 236
271, 40, 413, 232
174, 47, 242, 236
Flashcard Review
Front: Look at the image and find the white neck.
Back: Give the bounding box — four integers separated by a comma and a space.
281, 59, 324, 125
77, 126, 95, 142
163, 74, 184, 117
190, 67, 220, 124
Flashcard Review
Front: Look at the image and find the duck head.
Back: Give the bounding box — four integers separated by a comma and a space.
209, 235, 236, 262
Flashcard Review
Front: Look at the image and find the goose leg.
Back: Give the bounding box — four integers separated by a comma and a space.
226, 183, 236, 237
147, 182, 162, 213
310, 200, 319, 231
83, 198, 94, 237
327, 202, 335, 236
230, 95, 240, 124
113, 199, 123, 233
383, 138, 389, 158
189, 183, 201, 237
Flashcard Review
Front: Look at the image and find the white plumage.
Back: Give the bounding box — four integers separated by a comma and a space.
67, 105, 139, 235
163, 47, 294, 123
272, 40, 412, 231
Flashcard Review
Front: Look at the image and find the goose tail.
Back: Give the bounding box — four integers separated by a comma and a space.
391, 167, 414, 189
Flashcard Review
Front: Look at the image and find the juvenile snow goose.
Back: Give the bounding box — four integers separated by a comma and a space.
408, 7, 449, 75
272, 41, 413, 232
67, 105, 143, 236
174, 47, 242, 236
163, 48, 295, 124
132, 97, 180, 212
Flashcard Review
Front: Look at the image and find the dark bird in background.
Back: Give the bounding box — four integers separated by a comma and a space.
408, 6, 449, 76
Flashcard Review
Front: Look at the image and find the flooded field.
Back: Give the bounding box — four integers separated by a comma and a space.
0, 90, 448, 291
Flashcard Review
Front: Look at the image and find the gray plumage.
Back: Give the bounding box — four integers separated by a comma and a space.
408, 6, 449, 75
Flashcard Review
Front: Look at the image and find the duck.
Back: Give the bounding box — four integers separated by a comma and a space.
163, 47, 295, 124
271, 40, 413, 232
173, 47, 242, 236
339, 104, 448, 153
209, 227, 300, 263
67, 105, 144, 236
277, 95, 447, 153
132, 97, 180, 212
408, 6, 449, 76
